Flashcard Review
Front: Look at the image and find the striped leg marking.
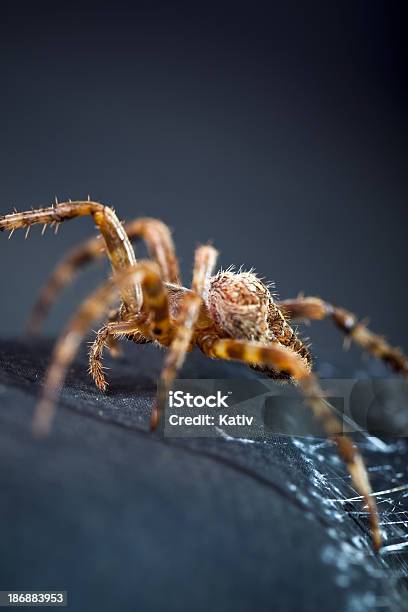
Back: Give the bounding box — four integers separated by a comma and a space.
198, 336, 382, 550
279, 296, 408, 377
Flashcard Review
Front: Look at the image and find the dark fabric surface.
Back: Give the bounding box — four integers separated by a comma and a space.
0, 339, 407, 612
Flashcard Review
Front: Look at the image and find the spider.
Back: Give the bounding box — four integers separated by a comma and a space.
1, 199, 408, 551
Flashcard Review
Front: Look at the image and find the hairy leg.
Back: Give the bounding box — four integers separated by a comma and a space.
103, 308, 125, 357
151, 245, 219, 429
33, 261, 171, 435
198, 335, 381, 550
25, 217, 180, 334
279, 296, 408, 377
127, 218, 180, 284
0, 201, 142, 312
151, 293, 202, 430
191, 243, 218, 299
88, 318, 150, 391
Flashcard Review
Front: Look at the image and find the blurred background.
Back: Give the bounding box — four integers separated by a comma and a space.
1, 5, 408, 610
1, 1, 407, 370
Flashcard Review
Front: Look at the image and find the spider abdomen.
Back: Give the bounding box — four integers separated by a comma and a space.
207, 270, 271, 341
207, 269, 311, 371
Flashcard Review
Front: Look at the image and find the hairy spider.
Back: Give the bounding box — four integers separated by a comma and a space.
1, 199, 408, 551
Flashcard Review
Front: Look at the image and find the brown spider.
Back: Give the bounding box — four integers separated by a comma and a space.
1, 199, 408, 551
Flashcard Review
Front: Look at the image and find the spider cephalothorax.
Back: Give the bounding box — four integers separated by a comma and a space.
1, 199, 408, 552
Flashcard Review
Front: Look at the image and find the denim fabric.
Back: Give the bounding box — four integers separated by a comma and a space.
0, 339, 406, 612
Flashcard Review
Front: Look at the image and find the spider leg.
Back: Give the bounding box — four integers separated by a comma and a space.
0, 201, 142, 313
198, 335, 382, 550
89, 318, 150, 391
25, 217, 180, 335
98, 308, 129, 358
151, 292, 202, 430
33, 261, 171, 435
104, 308, 124, 357
127, 218, 180, 284
279, 296, 408, 377
151, 245, 218, 430
191, 243, 218, 298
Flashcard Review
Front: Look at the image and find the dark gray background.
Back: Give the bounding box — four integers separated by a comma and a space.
1, 1, 407, 370
1, 5, 408, 610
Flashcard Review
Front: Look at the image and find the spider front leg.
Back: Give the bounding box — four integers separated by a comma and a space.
279, 296, 408, 377
25, 217, 181, 335
198, 335, 382, 550
0, 201, 142, 312
33, 261, 171, 435
151, 245, 218, 430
